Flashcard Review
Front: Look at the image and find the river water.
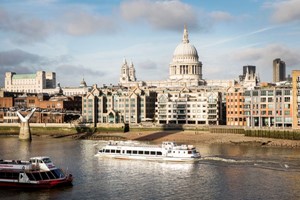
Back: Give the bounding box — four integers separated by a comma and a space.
0, 136, 300, 200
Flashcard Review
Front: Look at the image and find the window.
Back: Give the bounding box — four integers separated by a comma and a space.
268, 97, 273, 102
284, 97, 290, 102
284, 90, 290, 95
276, 90, 282, 96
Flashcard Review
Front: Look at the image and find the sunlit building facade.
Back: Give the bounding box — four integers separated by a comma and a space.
244, 85, 292, 127
292, 70, 300, 129
82, 85, 156, 125
5, 71, 56, 93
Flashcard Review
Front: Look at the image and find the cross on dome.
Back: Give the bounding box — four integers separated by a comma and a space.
182, 25, 189, 44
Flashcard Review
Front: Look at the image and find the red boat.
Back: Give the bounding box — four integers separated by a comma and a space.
0, 156, 73, 189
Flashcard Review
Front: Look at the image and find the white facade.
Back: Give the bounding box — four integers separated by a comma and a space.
155, 87, 221, 125
5, 71, 89, 96
44, 79, 90, 96
169, 26, 203, 83
5, 71, 56, 93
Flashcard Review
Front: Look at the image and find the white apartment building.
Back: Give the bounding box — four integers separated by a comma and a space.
155, 87, 221, 125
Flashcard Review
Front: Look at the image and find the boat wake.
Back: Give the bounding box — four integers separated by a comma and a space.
199, 156, 300, 172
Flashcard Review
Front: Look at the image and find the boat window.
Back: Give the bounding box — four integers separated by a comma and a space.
133, 151, 137, 154
157, 151, 162, 155
26, 173, 35, 180
52, 169, 65, 178
0, 172, 5, 179
127, 150, 132, 154
105, 149, 110, 153
116, 150, 121, 154
150, 151, 156, 155
46, 171, 56, 179
12, 172, 19, 179
0, 172, 18, 179
188, 151, 192, 154
39, 160, 43, 163
42, 158, 52, 163
41, 172, 50, 180
32, 172, 42, 180
122, 150, 125, 154
138, 151, 143, 154
111, 149, 116, 153
99, 150, 103, 153
145, 151, 149, 155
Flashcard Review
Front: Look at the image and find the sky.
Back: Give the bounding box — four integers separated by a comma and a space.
0, 0, 300, 87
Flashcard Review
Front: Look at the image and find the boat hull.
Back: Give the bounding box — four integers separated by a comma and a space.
96, 154, 200, 162
0, 176, 73, 189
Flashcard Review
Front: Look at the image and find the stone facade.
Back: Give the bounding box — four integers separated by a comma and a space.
5, 71, 56, 93
82, 85, 156, 125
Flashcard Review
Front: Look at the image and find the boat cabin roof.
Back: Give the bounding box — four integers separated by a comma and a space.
30, 156, 50, 160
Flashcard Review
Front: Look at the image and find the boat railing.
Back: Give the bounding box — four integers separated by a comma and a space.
107, 141, 158, 148
0, 159, 31, 165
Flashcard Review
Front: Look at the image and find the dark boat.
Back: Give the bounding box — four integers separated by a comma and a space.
0, 156, 73, 189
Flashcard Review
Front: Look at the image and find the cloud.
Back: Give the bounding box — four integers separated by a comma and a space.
268, 0, 300, 23
0, 49, 44, 66
61, 9, 118, 36
0, 8, 53, 44
137, 59, 158, 71
231, 44, 300, 80
55, 64, 107, 86
202, 26, 279, 48
0, 49, 80, 86
209, 11, 234, 23
0, 6, 118, 44
55, 64, 106, 76
120, 0, 199, 30
233, 44, 300, 66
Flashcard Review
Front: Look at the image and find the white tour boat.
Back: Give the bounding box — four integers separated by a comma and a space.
95, 141, 201, 162
0, 156, 73, 189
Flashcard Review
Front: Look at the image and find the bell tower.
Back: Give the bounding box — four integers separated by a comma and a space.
119, 58, 130, 83
129, 61, 136, 81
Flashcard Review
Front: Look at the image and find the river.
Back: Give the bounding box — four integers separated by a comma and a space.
0, 136, 300, 200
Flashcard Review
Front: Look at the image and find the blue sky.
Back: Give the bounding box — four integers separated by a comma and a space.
0, 0, 300, 87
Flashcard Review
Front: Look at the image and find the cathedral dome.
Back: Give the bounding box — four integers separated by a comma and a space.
172, 26, 199, 62
173, 43, 198, 58
169, 26, 203, 82
80, 78, 87, 87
